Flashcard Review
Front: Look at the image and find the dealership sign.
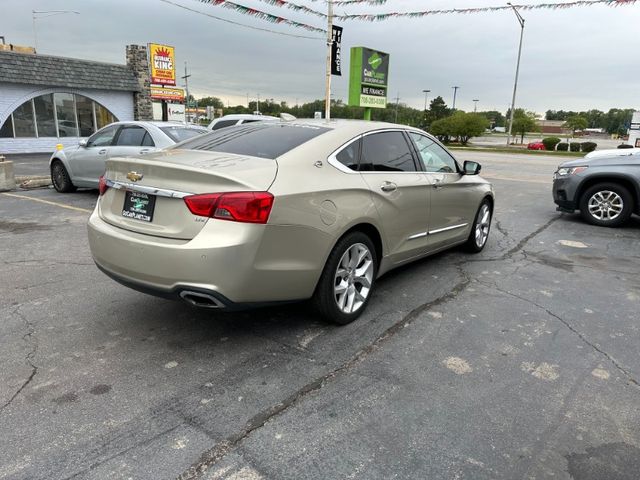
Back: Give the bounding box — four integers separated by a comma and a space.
331, 25, 343, 76
348, 47, 389, 109
150, 86, 185, 102
148, 43, 176, 86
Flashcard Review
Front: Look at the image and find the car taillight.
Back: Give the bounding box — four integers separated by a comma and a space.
183, 192, 274, 224
98, 175, 109, 196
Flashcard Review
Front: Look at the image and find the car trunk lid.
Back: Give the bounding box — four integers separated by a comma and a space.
97, 149, 277, 240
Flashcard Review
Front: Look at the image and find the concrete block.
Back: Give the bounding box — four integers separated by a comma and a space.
0, 156, 15, 191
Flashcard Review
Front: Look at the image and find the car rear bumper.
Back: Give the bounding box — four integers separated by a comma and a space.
87, 208, 331, 305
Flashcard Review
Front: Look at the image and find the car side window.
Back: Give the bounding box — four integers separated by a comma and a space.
410, 133, 458, 173
141, 131, 155, 147
360, 131, 417, 172
115, 126, 148, 147
335, 138, 360, 171
87, 125, 118, 147
211, 119, 238, 130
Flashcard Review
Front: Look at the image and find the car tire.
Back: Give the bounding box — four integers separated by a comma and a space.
579, 183, 633, 228
313, 231, 377, 325
51, 160, 76, 193
464, 200, 492, 253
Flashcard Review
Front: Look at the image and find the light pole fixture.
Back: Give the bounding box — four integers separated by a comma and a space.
422, 89, 431, 111
32, 10, 80, 53
473, 99, 480, 113
452, 86, 460, 110
506, 2, 525, 145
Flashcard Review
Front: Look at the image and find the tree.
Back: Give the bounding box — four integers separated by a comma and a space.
429, 112, 488, 145
197, 96, 224, 109
563, 115, 588, 136
478, 110, 505, 128
510, 109, 539, 144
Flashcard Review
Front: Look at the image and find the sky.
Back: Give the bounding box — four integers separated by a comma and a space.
2, 0, 640, 115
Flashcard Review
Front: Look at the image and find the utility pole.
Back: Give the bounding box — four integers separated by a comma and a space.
473, 99, 480, 113
422, 89, 431, 111
394, 93, 400, 123
324, 0, 334, 121
181, 61, 191, 125
452, 86, 460, 110
507, 2, 525, 145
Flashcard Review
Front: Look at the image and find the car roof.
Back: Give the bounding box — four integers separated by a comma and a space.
274, 118, 424, 136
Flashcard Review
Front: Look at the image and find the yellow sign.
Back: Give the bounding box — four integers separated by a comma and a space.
148, 43, 176, 86
150, 86, 185, 102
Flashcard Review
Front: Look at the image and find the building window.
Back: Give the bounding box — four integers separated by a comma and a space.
33, 94, 56, 137
0, 93, 118, 139
12, 100, 36, 137
0, 115, 13, 138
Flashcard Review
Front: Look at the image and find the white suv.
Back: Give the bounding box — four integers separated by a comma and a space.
207, 114, 279, 131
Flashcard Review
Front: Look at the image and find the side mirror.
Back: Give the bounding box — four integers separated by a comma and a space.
463, 161, 481, 175
79, 139, 88, 147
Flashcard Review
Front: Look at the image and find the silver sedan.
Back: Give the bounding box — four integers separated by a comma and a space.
49, 121, 208, 192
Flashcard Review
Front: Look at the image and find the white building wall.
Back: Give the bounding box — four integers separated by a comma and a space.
0, 82, 134, 154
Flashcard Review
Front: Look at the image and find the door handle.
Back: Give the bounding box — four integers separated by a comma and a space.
432, 178, 443, 190
380, 182, 397, 192
98, 149, 107, 155
139, 149, 150, 155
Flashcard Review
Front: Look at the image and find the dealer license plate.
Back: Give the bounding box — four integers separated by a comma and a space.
122, 191, 156, 222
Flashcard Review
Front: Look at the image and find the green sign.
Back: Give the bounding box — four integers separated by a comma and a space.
348, 46, 390, 110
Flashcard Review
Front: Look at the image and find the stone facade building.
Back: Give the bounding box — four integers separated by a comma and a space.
0, 45, 153, 154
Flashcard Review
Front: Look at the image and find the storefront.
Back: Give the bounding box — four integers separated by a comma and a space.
0, 47, 145, 154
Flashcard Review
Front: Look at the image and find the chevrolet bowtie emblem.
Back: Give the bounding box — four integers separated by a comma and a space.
126, 171, 143, 182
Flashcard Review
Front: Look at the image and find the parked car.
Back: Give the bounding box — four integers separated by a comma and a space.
88, 120, 494, 324
527, 141, 545, 151
49, 121, 208, 192
207, 114, 279, 131
553, 148, 640, 227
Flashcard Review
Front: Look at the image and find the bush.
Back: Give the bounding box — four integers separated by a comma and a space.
618, 143, 634, 149
557, 142, 569, 151
569, 143, 581, 152
581, 141, 597, 153
542, 137, 562, 151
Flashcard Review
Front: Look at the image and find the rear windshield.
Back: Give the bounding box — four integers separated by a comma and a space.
160, 126, 207, 142
175, 123, 331, 159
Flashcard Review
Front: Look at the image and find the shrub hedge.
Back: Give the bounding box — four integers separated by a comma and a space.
557, 142, 569, 151
580, 142, 597, 153
542, 137, 562, 151
569, 143, 581, 152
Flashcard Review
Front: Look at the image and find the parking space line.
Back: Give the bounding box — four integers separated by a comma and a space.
482, 174, 551, 185
1, 192, 92, 213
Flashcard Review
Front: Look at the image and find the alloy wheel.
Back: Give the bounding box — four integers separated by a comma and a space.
333, 243, 374, 314
588, 190, 623, 221
475, 204, 491, 247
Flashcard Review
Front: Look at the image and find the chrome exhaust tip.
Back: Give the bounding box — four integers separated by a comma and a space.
179, 290, 225, 309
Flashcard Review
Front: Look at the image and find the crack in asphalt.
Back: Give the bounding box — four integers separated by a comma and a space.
0, 304, 38, 415
481, 280, 640, 389
501, 216, 561, 260
176, 266, 471, 480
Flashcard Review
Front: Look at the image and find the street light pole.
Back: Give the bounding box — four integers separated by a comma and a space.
473, 99, 479, 113
422, 89, 431, 111
181, 62, 191, 125
324, 0, 334, 121
452, 86, 460, 110
32, 10, 80, 53
506, 2, 525, 145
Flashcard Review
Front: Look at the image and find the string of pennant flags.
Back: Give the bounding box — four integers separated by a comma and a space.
192, 0, 638, 34
194, 0, 326, 31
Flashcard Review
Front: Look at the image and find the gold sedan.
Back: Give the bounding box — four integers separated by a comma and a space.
88, 120, 494, 324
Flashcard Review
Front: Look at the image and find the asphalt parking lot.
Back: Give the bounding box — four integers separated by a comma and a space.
1, 151, 639, 480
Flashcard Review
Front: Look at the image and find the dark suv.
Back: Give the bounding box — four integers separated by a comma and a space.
553, 148, 640, 227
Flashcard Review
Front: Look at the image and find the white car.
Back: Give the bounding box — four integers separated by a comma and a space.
207, 114, 279, 131
49, 121, 208, 192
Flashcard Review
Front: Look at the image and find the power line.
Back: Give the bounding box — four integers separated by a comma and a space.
158, 0, 325, 39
